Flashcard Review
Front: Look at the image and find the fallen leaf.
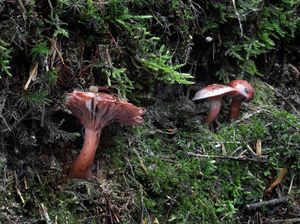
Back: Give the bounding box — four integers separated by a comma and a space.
266, 168, 288, 193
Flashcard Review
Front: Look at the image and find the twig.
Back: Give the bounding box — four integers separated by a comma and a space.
237, 149, 247, 158
124, 157, 147, 194
231, 0, 243, 37
265, 218, 300, 224
124, 157, 151, 222
34, 167, 43, 185
17, 0, 27, 21
40, 203, 53, 224
131, 148, 148, 174
1, 108, 33, 133
186, 152, 267, 163
51, 39, 64, 65
107, 199, 120, 223
0, 96, 11, 131
40, 105, 45, 127
246, 197, 290, 210
14, 171, 25, 204
47, 0, 54, 19
0, 114, 11, 132
233, 109, 264, 124
246, 145, 257, 157
24, 62, 39, 90
79, 202, 92, 216
231, 146, 243, 156
288, 174, 295, 195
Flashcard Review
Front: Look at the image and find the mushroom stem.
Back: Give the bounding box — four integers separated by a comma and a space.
229, 98, 242, 120
69, 128, 101, 179
206, 98, 221, 125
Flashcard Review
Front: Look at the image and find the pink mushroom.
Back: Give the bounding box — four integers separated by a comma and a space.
228, 80, 254, 120
192, 84, 238, 125
65, 90, 146, 179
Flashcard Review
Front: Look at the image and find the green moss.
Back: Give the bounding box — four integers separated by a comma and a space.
1, 1, 299, 223
107, 80, 299, 223
251, 78, 276, 106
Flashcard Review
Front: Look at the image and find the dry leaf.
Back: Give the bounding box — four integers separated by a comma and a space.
266, 168, 288, 193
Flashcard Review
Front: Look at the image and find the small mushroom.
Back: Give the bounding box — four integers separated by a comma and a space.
228, 80, 254, 120
192, 84, 238, 125
65, 90, 146, 179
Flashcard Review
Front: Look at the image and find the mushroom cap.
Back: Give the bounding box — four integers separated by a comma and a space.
65, 90, 146, 130
228, 80, 254, 102
192, 84, 238, 101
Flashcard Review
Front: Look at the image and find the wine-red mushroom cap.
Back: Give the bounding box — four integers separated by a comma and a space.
228, 80, 254, 102
114, 105, 146, 125
192, 84, 238, 125
192, 84, 238, 101
65, 90, 146, 129
64, 90, 146, 179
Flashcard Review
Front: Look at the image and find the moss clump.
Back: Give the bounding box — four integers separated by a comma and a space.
108, 81, 300, 223
1, 1, 300, 223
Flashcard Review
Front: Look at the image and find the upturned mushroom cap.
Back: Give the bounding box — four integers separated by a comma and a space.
65, 90, 146, 129
228, 80, 254, 102
192, 84, 238, 101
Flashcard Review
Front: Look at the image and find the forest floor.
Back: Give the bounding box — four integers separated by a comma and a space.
0, 78, 299, 223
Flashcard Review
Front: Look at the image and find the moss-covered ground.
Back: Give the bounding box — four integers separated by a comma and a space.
1, 1, 300, 223
0, 79, 299, 223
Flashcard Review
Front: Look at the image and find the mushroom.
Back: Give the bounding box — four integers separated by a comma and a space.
192, 84, 238, 125
65, 90, 146, 179
228, 80, 254, 120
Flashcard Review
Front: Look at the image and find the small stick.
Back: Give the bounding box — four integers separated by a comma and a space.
231, 0, 243, 37
231, 146, 242, 156
40, 203, 52, 224
0, 114, 11, 132
24, 62, 39, 90
17, 0, 27, 21
131, 148, 148, 174
233, 109, 263, 124
14, 171, 25, 204
265, 218, 300, 224
288, 174, 295, 195
51, 39, 64, 65
2, 108, 33, 132
237, 149, 247, 158
24, 177, 29, 190
186, 152, 267, 163
246, 145, 257, 157
246, 197, 290, 210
